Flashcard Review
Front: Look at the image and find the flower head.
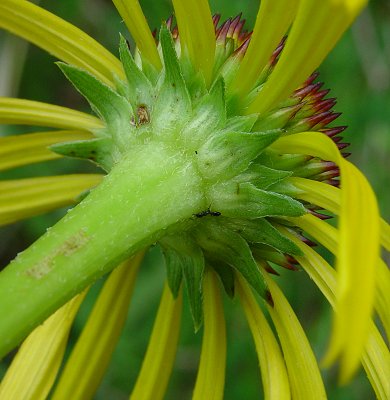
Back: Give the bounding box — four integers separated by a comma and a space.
0, 0, 389, 399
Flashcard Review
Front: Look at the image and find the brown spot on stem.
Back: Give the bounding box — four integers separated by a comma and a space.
25, 230, 89, 279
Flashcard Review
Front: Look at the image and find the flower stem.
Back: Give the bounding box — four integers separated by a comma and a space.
0, 142, 204, 357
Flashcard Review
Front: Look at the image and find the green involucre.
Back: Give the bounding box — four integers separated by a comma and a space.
51, 24, 309, 328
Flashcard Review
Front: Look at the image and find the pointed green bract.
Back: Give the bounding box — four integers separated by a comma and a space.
223, 114, 259, 132
181, 78, 226, 147
211, 260, 235, 298
226, 218, 302, 256
58, 63, 133, 149
195, 221, 268, 300
50, 138, 115, 172
118, 34, 155, 109
161, 235, 205, 329
161, 244, 184, 299
239, 165, 292, 190
151, 25, 191, 135
252, 245, 292, 269
210, 181, 306, 219
198, 130, 280, 181
181, 245, 205, 331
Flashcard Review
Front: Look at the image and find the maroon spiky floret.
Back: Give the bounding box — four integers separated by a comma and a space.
268, 37, 287, 67
321, 126, 347, 137
308, 208, 333, 220
264, 263, 280, 276
294, 81, 324, 99
312, 98, 337, 113
212, 14, 221, 28
227, 14, 243, 38
216, 17, 231, 41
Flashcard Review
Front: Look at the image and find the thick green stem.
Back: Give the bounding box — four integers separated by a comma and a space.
0, 143, 204, 357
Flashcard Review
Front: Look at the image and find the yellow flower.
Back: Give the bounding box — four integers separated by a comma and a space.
0, 0, 389, 399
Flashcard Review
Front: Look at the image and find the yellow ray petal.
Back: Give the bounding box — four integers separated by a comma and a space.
0, 0, 123, 86
0, 130, 93, 171
237, 275, 291, 400
272, 131, 380, 380
289, 176, 390, 251
0, 174, 103, 226
281, 228, 390, 399
172, 0, 215, 85
130, 282, 183, 400
232, 0, 299, 98
375, 261, 390, 341
111, 0, 161, 70
263, 273, 327, 399
380, 219, 390, 251
52, 253, 143, 400
0, 292, 86, 400
362, 324, 390, 400
248, 0, 368, 114
0, 98, 104, 131
193, 269, 226, 400
291, 214, 390, 344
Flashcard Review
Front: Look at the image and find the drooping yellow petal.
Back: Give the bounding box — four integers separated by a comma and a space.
288, 176, 340, 214
272, 131, 380, 380
0, 98, 103, 131
263, 273, 327, 399
0, 292, 86, 400
291, 214, 390, 344
0, 130, 93, 171
111, 0, 161, 70
362, 324, 390, 400
281, 227, 390, 399
130, 282, 183, 400
0, 174, 103, 226
236, 275, 291, 400
289, 176, 390, 251
0, 0, 124, 86
171, 0, 216, 85
193, 269, 226, 400
232, 0, 299, 98
375, 260, 390, 342
248, 0, 368, 114
380, 219, 390, 251
52, 253, 143, 400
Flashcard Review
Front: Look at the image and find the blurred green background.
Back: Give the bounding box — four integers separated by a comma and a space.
0, 0, 389, 399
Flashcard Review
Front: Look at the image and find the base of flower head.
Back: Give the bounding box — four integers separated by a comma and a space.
48, 18, 347, 329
